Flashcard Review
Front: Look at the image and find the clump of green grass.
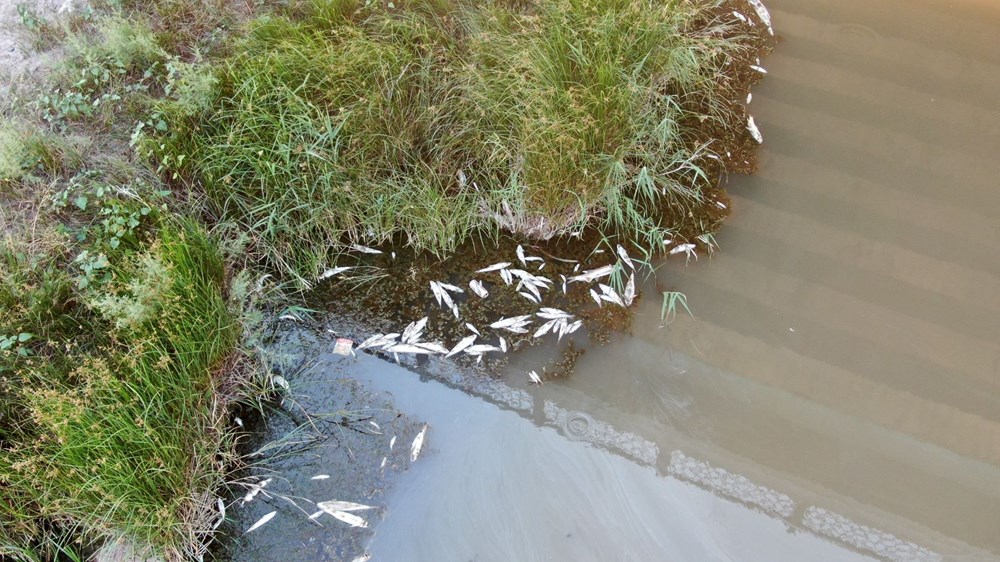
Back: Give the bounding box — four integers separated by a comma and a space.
0, 221, 239, 560
149, 0, 755, 284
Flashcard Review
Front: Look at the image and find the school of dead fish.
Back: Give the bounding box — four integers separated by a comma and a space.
255, 17, 774, 528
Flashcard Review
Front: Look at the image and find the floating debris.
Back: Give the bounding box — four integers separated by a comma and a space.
245, 511, 276, 534
747, 115, 763, 144
332, 338, 353, 356
468, 279, 489, 298
411, 424, 428, 462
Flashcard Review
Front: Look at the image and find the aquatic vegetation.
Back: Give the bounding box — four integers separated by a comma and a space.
148, 0, 764, 283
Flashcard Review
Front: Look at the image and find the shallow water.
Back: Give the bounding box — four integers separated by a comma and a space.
373, 0, 1000, 557
232, 0, 1000, 559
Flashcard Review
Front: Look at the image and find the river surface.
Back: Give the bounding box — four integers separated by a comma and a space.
230, 0, 1000, 559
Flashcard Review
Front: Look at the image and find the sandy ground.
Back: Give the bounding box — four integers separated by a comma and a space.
0, 0, 71, 99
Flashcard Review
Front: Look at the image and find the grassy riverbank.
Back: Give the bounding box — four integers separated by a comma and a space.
1, 0, 768, 558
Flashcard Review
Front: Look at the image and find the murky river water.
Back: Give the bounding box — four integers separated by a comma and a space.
231, 0, 1000, 559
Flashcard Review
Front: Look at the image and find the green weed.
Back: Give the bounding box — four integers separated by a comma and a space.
148, 0, 754, 284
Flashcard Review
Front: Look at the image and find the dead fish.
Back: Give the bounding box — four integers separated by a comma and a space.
476, 262, 511, 273
385, 343, 438, 355
245, 511, 276, 533
623, 274, 636, 306
451, 303, 460, 320
411, 424, 428, 462
356, 333, 398, 351
537, 307, 572, 320
746, 92, 752, 104
213, 498, 226, 530
318, 266, 353, 280
670, 243, 696, 255
732, 10, 749, 23
598, 284, 625, 307
272, 376, 289, 391
565, 320, 583, 335
749, 64, 767, 74
465, 344, 501, 353
533, 319, 558, 338
469, 279, 489, 298
446, 334, 477, 358
400, 317, 428, 344
747, 0, 773, 34
317, 500, 374, 512
490, 315, 533, 331
498, 336, 508, 353
568, 265, 614, 283
499, 268, 513, 285
429, 281, 446, 307
516, 244, 527, 266
465, 322, 481, 336
560, 274, 568, 295
747, 115, 763, 144
590, 288, 603, 307
243, 478, 272, 504
438, 282, 464, 294
368, 420, 380, 431
616, 244, 635, 270
311, 474, 331, 480
380, 457, 387, 468
327, 510, 369, 528
349, 244, 382, 254
278, 314, 299, 322
518, 290, 541, 304
528, 370, 543, 385
352, 554, 372, 562
389, 435, 397, 450
413, 341, 449, 354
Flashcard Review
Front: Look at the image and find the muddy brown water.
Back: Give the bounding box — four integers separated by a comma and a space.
229, 0, 1000, 559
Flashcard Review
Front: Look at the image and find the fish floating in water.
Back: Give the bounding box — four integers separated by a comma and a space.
411, 424, 428, 462
669, 243, 698, 261
242, 477, 272, 504
476, 262, 511, 273
616, 245, 635, 270
245, 510, 276, 533
747, 115, 763, 144
310, 474, 330, 480
446, 334, 477, 358
490, 315, 534, 333
528, 370, 543, 385
747, 0, 774, 35
568, 265, 614, 284
318, 266, 353, 280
